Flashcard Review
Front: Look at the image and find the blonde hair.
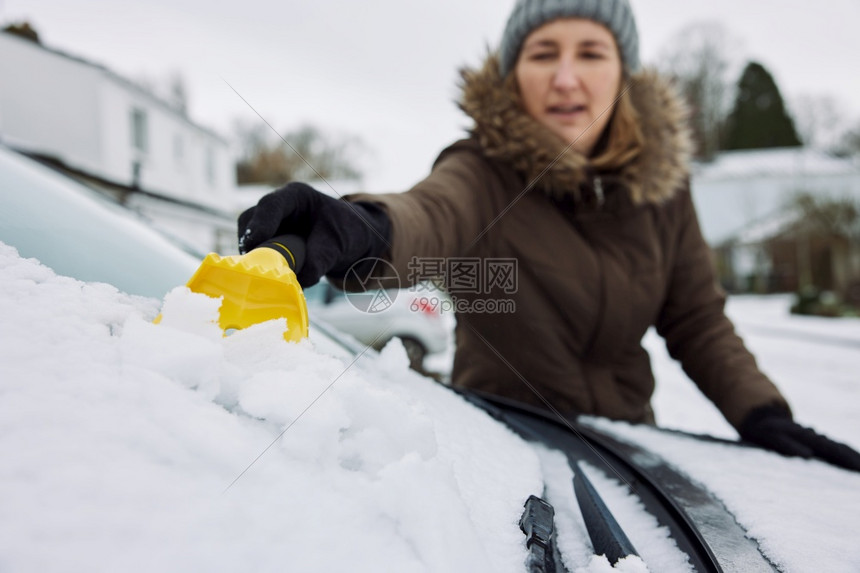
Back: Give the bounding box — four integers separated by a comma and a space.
590, 81, 644, 170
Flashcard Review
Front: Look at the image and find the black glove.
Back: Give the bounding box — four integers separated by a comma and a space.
739, 405, 860, 472
237, 182, 391, 287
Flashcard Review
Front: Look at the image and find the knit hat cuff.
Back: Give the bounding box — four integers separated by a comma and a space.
498, 0, 640, 77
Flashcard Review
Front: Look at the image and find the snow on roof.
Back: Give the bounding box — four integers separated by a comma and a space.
692, 147, 860, 182
730, 207, 800, 246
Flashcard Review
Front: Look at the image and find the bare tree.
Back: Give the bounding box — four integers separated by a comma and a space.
831, 122, 860, 158
655, 21, 739, 161
233, 121, 366, 186
791, 193, 860, 301
791, 94, 843, 149
793, 194, 860, 243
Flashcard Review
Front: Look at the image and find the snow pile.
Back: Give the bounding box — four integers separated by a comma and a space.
0, 243, 547, 572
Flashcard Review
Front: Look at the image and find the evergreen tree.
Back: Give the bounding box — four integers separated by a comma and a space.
722, 61, 802, 150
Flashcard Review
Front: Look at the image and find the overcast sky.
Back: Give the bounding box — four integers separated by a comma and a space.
4, 0, 860, 191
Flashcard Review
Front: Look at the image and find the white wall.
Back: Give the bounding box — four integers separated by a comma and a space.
0, 32, 236, 214
97, 78, 234, 210
96, 82, 238, 252
0, 33, 103, 175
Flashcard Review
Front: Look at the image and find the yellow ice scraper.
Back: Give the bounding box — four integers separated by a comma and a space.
162, 235, 309, 342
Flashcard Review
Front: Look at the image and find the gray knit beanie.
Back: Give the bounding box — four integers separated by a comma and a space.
499, 0, 641, 77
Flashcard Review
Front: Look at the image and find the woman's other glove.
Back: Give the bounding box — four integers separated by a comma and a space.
739, 405, 860, 472
237, 182, 391, 287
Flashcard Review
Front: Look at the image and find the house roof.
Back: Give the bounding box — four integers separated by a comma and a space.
692, 147, 860, 183
728, 208, 800, 246
0, 30, 228, 145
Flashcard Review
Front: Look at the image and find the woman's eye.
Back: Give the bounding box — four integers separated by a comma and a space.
530, 52, 556, 61
580, 51, 604, 60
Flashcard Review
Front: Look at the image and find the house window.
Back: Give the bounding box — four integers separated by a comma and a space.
130, 108, 148, 153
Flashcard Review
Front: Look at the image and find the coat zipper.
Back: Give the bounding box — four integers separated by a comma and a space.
593, 176, 605, 208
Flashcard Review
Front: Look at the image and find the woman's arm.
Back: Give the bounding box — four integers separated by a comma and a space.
338, 141, 504, 289
655, 188, 789, 430
655, 188, 860, 471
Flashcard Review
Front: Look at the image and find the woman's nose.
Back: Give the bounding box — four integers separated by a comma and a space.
552, 58, 582, 91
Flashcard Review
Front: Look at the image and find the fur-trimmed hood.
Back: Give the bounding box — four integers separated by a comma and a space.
458, 54, 693, 204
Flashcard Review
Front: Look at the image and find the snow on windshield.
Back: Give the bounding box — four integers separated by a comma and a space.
0, 242, 544, 572
2, 241, 859, 572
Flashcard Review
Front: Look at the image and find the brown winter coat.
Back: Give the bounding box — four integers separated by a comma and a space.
342, 55, 788, 430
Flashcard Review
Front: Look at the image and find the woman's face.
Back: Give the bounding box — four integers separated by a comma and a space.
514, 18, 623, 155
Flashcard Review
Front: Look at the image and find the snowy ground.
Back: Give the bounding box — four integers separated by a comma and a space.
1, 242, 858, 572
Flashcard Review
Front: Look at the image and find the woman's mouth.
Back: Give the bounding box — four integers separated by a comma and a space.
548, 104, 587, 119
549, 103, 585, 113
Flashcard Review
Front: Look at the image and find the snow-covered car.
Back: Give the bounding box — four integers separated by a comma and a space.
2, 145, 859, 572
303, 279, 450, 371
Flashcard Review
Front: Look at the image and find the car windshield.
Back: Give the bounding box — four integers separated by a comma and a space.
0, 145, 200, 298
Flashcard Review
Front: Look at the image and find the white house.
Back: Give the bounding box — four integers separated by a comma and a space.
0, 29, 237, 253
690, 147, 860, 245
691, 147, 860, 293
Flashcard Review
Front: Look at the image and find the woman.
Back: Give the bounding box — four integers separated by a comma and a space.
238, 0, 860, 471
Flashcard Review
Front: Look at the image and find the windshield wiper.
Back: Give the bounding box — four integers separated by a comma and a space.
463, 390, 779, 573
520, 494, 567, 573
571, 459, 639, 564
